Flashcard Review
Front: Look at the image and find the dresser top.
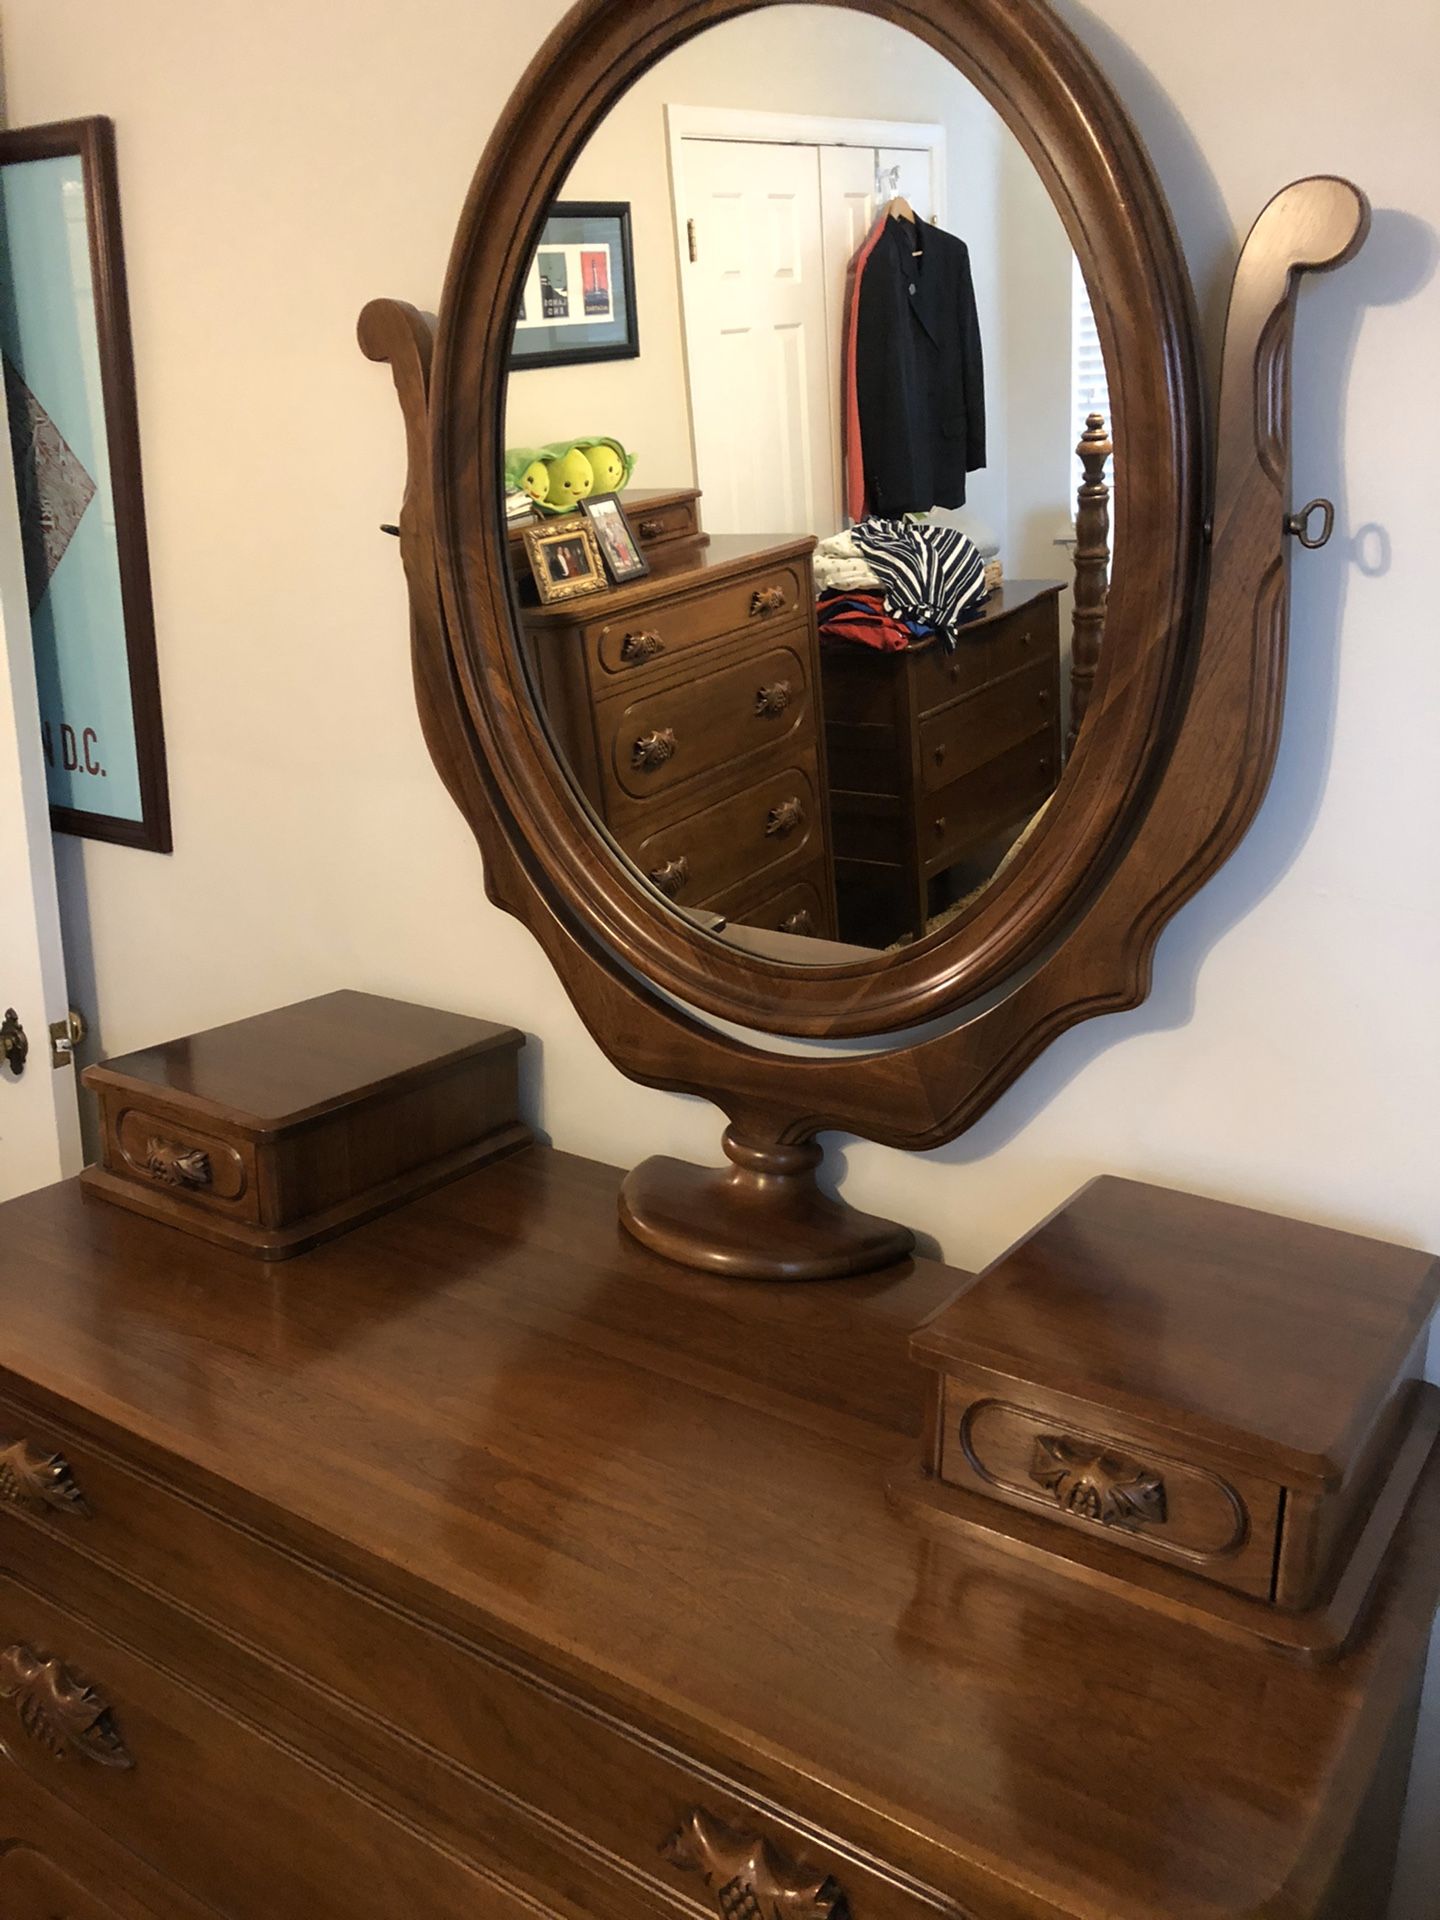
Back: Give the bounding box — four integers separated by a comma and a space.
912, 1174, 1440, 1488
520, 529, 817, 625
0, 1146, 1435, 1920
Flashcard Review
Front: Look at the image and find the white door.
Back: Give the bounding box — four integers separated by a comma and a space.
675, 140, 835, 538
0, 392, 83, 1202
676, 134, 940, 537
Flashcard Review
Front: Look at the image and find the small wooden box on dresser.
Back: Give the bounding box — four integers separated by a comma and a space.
821, 580, 1064, 945
0, 1146, 1437, 1920
514, 492, 840, 941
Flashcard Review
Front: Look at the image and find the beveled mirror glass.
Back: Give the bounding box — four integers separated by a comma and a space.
501, 4, 1110, 968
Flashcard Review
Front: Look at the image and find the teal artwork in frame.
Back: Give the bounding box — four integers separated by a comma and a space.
0, 117, 169, 851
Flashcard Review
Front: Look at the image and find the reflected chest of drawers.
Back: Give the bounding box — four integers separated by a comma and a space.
821, 579, 1063, 945
0, 1149, 1435, 1920
520, 528, 839, 941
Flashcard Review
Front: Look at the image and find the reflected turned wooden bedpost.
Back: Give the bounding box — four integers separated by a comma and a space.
1067, 412, 1112, 754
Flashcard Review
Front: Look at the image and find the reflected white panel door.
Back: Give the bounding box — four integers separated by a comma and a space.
0, 388, 82, 1201
677, 140, 834, 537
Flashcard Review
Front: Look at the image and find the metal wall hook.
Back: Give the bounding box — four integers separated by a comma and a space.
1284, 498, 1335, 549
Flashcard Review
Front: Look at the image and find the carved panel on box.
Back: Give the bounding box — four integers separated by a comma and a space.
115, 1109, 249, 1205
144, 1138, 213, 1190
662, 1808, 849, 1920
1030, 1433, 1167, 1531
0, 1645, 134, 1769
0, 1438, 90, 1518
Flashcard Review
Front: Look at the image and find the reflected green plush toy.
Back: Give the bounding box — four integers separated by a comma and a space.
504, 436, 637, 514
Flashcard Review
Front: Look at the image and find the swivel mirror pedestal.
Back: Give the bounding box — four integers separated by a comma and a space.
619, 1129, 914, 1282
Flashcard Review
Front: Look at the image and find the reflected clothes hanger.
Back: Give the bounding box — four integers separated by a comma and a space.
881, 193, 924, 256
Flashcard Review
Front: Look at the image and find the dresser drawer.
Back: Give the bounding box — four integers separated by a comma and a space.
921, 728, 1059, 875
721, 869, 834, 942
102, 1101, 261, 1224
0, 1752, 218, 1920
918, 659, 1057, 795
629, 491, 702, 550
627, 762, 824, 907
910, 599, 1058, 718
0, 1391, 940, 1920
584, 555, 811, 679
935, 1375, 1284, 1601
603, 638, 814, 814
0, 1570, 561, 1920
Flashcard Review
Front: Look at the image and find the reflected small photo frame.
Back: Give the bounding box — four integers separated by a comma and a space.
523, 515, 608, 604
582, 492, 650, 585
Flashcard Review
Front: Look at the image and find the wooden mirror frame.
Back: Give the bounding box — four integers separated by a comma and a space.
363, 0, 1368, 1279
432, 0, 1205, 1042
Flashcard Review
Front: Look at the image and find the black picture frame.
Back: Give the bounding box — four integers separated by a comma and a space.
509, 201, 639, 371
581, 492, 650, 585
0, 117, 171, 853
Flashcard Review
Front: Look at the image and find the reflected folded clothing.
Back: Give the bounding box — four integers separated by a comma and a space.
812, 528, 881, 595
816, 589, 923, 653
850, 516, 987, 642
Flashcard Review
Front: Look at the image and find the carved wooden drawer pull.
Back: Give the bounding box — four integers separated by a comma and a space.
620, 628, 666, 663
0, 1645, 134, 1769
649, 855, 690, 899
764, 798, 805, 838
781, 910, 814, 937
662, 1808, 849, 1920
749, 586, 787, 617
636, 517, 668, 540
145, 1137, 212, 1189
754, 680, 792, 718
0, 1438, 89, 1517
1030, 1433, 1168, 1530
631, 728, 677, 772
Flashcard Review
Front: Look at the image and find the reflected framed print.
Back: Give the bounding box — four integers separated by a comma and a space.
510, 202, 638, 371
582, 492, 649, 584
0, 115, 170, 851
523, 515, 609, 605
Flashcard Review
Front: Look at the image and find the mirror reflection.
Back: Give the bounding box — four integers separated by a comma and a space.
503, 5, 1113, 961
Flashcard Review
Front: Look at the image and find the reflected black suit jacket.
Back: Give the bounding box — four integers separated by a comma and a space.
855, 217, 986, 515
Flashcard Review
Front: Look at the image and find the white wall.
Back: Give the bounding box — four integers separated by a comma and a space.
0, 1, 1435, 1907
502, 4, 1074, 562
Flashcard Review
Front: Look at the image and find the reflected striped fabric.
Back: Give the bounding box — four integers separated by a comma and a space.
850, 518, 987, 645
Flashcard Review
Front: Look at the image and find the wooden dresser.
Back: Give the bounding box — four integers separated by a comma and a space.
0, 1146, 1435, 1920
821, 580, 1064, 944
517, 516, 839, 942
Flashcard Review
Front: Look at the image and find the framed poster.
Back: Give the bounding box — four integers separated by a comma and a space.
510, 202, 639, 372
0, 116, 171, 852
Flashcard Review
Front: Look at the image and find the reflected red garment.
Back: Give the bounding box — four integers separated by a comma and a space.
817, 590, 912, 653
840, 216, 887, 524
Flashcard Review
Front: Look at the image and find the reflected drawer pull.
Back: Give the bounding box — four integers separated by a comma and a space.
648, 855, 690, 899
0, 1438, 90, 1518
781, 909, 814, 937
663, 1807, 848, 1920
636, 518, 668, 540
749, 586, 787, 617
631, 728, 677, 772
0, 1645, 134, 1769
932, 815, 946, 837
764, 797, 805, 838
755, 680, 792, 717
145, 1137, 212, 1189
620, 629, 666, 664
1031, 1434, 1168, 1531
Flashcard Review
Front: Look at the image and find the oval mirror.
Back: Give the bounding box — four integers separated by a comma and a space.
439, 0, 1203, 1039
